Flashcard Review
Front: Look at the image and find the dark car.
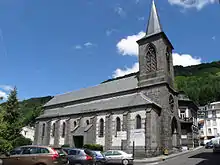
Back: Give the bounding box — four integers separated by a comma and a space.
205, 141, 213, 149
63, 148, 95, 165
92, 151, 106, 165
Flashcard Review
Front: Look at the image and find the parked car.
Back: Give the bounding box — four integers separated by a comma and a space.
103, 150, 133, 165
212, 137, 220, 153
92, 151, 106, 165
63, 148, 95, 165
205, 141, 213, 149
0, 145, 69, 165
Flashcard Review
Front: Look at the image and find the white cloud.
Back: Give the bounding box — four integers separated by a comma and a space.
168, 0, 216, 10
172, 53, 201, 66
84, 42, 93, 47
74, 45, 82, 49
114, 6, 126, 17
106, 29, 118, 36
0, 91, 7, 100
0, 85, 13, 91
73, 42, 95, 50
138, 17, 145, 21
113, 62, 139, 78
116, 31, 145, 56
212, 36, 216, 40
0, 85, 13, 100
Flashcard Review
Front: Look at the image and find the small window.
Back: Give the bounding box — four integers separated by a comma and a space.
62, 122, 66, 138
208, 128, 212, 134
116, 117, 121, 132
52, 123, 55, 137
99, 118, 104, 137
42, 123, 46, 137
86, 120, 90, 125
136, 115, 142, 129
74, 121, 77, 127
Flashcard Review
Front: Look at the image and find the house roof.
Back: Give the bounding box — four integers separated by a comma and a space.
44, 74, 138, 107
38, 92, 161, 119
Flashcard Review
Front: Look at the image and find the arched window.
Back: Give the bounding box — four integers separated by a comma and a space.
62, 122, 66, 138
86, 120, 90, 125
136, 115, 142, 129
42, 123, 45, 137
116, 117, 121, 132
169, 95, 174, 112
146, 43, 157, 72
166, 47, 171, 73
52, 123, 55, 137
99, 118, 104, 137
74, 121, 77, 127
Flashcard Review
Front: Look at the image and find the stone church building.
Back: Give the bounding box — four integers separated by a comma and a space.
34, 1, 181, 157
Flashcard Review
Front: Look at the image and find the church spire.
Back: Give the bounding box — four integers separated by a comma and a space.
146, 0, 163, 36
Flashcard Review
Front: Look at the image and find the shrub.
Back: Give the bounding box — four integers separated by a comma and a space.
83, 144, 103, 151
13, 135, 32, 148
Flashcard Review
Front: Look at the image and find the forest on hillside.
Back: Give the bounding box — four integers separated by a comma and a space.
174, 61, 220, 105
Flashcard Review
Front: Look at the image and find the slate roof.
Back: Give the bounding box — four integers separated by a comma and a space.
44, 75, 138, 107
38, 92, 161, 119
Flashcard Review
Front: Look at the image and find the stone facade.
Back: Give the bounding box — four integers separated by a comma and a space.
34, 1, 182, 157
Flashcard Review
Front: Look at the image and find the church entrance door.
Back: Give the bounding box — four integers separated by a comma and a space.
73, 136, 84, 148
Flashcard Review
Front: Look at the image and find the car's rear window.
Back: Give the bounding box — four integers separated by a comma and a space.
95, 151, 104, 157
84, 149, 94, 157
10, 149, 22, 155
53, 148, 67, 155
69, 150, 79, 155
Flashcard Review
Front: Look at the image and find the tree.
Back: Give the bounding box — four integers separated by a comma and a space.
2, 87, 23, 147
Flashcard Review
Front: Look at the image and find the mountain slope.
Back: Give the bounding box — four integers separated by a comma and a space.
174, 61, 220, 106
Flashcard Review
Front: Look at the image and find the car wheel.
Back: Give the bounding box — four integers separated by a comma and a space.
122, 159, 129, 165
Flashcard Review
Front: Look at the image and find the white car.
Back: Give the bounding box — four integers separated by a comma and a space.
103, 150, 133, 165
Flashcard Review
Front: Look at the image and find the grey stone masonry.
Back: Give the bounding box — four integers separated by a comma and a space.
45, 120, 51, 145
65, 118, 70, 145
54, 120, 60, 147
34, 122, 39, 145
105, 114, 112, 151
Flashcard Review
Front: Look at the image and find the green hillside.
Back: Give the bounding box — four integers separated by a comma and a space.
1, 96, 53, 127
174, 61, 220, 106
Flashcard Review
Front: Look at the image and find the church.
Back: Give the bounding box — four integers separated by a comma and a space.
34, 1, 181, 157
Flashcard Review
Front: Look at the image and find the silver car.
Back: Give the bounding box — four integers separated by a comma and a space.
103, 150, 133, 165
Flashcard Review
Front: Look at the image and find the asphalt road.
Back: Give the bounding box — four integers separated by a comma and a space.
137, 148, 220, 165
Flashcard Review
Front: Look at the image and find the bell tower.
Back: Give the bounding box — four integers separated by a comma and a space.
137, 0, 181, 153
137, 0, 174, 88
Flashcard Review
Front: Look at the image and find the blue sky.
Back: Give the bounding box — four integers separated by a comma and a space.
0, 0, 219, 100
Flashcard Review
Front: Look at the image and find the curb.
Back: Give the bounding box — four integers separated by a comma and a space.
134, 146, 204, 164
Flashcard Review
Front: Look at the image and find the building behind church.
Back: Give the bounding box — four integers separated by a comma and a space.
34, 1, 198, 157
